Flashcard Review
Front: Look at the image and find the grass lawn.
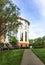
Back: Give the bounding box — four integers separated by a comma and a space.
0, 49, 24, 65
32, 48, 45, 64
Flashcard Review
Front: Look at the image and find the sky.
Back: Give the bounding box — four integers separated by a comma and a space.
12, 0, 45, 39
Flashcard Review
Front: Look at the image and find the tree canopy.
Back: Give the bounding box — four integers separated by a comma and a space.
29, 36, 45, 48
0, 0, 21, 36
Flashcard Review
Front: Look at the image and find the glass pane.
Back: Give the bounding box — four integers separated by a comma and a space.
20, 31, 23, 41
25, 32, 27, 41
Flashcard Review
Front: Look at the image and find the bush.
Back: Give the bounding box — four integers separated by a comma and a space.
33, 46, 43, 49
20, 47, 29, 49
9, 36, 18, 45
0, 42, 4, 51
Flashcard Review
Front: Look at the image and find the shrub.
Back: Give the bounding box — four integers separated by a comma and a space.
9, 36, 18, 46
0, 42, 4, 51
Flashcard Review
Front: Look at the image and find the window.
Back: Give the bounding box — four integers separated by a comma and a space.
25, 32, 27, 41
20, 31, 23, 41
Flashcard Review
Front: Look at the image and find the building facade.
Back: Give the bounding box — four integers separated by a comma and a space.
0, 17, 30, 47
17, 17, 30, 47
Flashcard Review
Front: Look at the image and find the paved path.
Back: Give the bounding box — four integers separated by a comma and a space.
21, 49, 44, 65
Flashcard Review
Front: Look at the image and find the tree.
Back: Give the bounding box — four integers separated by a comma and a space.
29, 36, 45, 48
9, 35, 18, 45
36, 37, 42, 46
0, 0, 21, 38
30, 37, 42, 48
29, 39, 34, 45
42, 36, 45, 47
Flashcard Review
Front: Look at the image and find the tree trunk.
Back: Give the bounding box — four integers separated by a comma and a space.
0, 35, 5, 42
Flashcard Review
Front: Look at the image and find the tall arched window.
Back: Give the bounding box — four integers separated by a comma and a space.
20, 31, 23, 41
25, 32, 27, 41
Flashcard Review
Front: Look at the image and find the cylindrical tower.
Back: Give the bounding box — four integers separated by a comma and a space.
17, 17, 30, 47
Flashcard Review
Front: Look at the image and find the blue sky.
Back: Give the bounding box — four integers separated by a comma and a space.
12, 0, 45, 39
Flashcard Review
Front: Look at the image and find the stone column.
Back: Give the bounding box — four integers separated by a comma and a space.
23, 30, 25, 42
18, 29, 20, 42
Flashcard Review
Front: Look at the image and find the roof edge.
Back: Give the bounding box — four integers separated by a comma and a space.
17, 17, 30, 25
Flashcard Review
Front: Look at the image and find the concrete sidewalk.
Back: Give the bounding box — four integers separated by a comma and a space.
21, 49, 44, 65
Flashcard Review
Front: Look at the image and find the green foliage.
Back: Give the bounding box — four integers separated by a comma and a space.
0, 49, 24, 65
9, 36, 18, 45
29, 36, 45, 48
29, 39, 34, 44
0, 0, 21, 36
42, 36, 45, 47
33, 37, 42, 46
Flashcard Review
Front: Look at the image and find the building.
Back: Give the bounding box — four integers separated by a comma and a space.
17, 17, 30, 47
0, 17, 30, 47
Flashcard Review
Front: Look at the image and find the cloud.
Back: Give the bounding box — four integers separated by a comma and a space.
29, 20, 45, 39
33, 0, 45, 16
29, 30, 39, 39
12, 0, 45, 39
29, 29, 45, 39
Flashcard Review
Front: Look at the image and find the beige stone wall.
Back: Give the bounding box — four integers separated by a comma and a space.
18, 41, 29, 47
